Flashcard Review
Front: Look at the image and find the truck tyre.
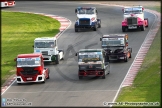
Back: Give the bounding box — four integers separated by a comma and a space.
129, 52, 132, 58
47, 69, 50, 79
122, 27, 126, 32
97, 19, 101, 28
17, 83, 21, 85
102, 70, 106, 79
124, 55, 128, 62
56, 55, 60, 64
108, 65, 110, 74
75, 28, 78, 32
141, 25, 145, 31
144, 18, 149, 27
93, 24, 97, 31
47, 73, 50, 79
79, 76, 83, 79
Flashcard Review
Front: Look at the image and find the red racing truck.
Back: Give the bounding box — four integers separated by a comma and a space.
121, 5, 148, 32
14, 53, 50, 84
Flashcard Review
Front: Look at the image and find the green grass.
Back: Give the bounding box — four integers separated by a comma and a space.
1, 11, 60, 85
115, 7, 161, 107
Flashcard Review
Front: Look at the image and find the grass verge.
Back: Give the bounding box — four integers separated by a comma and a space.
115, 7, 161, 107
1, 11, 60, 85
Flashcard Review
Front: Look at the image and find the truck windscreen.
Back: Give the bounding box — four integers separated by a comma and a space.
102, 40, 124, 46
17, 57, 41, 67
78, 8, 94, 14
124, 8, 142, 14
78, 52, 102, 62
34, 41, 54, 48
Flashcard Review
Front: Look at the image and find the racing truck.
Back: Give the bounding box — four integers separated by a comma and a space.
14, 53, 50, 84
1, 0, 15, 7
74, 7, 101, 32
75, 49, 110, 79
100, 34, 132, 62
33, 37, 64, 64
121, 5, 148, 32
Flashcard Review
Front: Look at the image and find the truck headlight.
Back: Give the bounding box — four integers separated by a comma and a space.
91, 17, 95, 21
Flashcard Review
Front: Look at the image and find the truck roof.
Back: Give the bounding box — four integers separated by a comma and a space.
102, 34, 127, 38
79, 49, 103, 52
34, 37, 56, 41
77, 7, 96, 9
17, 53, 42, 58
124, 5, 143, 8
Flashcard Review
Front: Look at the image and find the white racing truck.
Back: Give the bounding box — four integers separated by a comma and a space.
74, 7, 101, 32
33, 37, 64, 64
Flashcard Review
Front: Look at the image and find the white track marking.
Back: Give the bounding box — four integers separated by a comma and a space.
7, 90, 117, 94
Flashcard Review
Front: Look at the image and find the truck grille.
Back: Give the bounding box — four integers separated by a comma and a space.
41, 51, 48, 55
109, 55, 118, 59
21, 71, 38, 76
127, 17, 137, 25
20, 67, 38, 76
79, 19, 90, 25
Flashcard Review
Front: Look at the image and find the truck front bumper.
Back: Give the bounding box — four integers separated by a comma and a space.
75, 25, 96, 29
78, 70, 104, 77
122, 25, 143, 30
16, 74, 45, 83
108, 54, 126, 60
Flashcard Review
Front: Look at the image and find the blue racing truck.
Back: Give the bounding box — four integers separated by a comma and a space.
74, 7, 101, 32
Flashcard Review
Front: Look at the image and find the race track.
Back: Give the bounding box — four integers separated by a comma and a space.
1, 1, 156, 107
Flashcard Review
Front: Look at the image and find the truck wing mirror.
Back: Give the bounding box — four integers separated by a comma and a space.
14, 58, 17, 61
32, 45, 34, 48
75, 53, 78, 56
75, 9, 77, 14
100, 38, 102, 41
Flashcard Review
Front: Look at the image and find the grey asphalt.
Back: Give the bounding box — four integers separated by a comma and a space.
1, 1, 155, 107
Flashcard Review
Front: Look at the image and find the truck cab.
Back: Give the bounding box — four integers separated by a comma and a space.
76, 49, 110, 79
100, 34, 132, 62
14, 53, 50, 84
74, 7, 101, 32
121, 6, 148, 32
33, 37, 64, 64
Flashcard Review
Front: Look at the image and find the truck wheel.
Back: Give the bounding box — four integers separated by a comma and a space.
97, 19, 101, 28
141, 25, 145, 31
75, 28, 78, 32
144, 18, 149, 27
124, 55, 128, 62
56, 55, 60, 64
122, 27, 126, 32
17, 83, 21, 85
129, 52, 132, 58
79, 76, 83, 80
93, 25, 97, 31
102, 70, 106, 79
108, 65, 110, 74
47, 70, 50, 79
